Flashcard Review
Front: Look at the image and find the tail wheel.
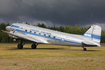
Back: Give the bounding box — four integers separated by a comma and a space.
83, 48, 86, 51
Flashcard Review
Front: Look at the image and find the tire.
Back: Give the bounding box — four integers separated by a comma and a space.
84, 48, 86, 51
31, 44, 36, 49
17, 44, 23, 49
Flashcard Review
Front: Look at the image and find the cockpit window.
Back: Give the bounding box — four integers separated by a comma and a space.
11, 25, 13, 27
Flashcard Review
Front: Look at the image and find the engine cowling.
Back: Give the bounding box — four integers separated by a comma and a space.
9, 34, 18, 39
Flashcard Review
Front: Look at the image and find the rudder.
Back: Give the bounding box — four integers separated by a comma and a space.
83, 25, 102, 43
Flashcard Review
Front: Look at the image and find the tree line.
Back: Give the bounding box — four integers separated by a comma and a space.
0, 23, 105, 43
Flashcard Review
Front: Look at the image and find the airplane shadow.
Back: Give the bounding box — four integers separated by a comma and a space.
8, 48, 65, 50
7, 48, 102, 52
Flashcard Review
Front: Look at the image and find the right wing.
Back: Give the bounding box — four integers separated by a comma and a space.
2, 30, 48, 43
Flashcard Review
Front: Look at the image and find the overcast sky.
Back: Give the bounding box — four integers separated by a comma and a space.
0, 0, 105, 29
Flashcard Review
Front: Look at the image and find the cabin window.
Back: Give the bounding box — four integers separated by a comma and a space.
21, 27, 23, 29
48, 35, 51, 37
30, 31, 32, 33
25, 30, 27, 32
34, 32, 36, 34
44, 34, 46, 36
39, 33, 41, 35
53, 36, 56, 38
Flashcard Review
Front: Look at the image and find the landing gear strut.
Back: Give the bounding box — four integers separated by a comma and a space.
31, 43, 37, 49
17, 40, 24, 49
82, 46, 87, 51
17, 39, 38, 49
17, 43, 23, 49
83, 48, 86, 51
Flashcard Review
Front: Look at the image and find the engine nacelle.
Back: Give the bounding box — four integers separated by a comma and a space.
9, 34, 18, 39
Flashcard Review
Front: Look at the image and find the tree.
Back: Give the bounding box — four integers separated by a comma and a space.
37, 23, 46, 28
26, 22, 30, 25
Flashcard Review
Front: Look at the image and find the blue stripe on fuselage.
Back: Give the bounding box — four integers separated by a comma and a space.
13, 25, 19, 28
15, 29, 81, 45
12, 25, 101, 40
9, 25, 100, 44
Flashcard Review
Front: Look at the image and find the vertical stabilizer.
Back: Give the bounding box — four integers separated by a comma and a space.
83, 25, 102, 43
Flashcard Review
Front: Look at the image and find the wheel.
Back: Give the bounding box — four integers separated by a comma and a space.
83, 48, 86, 51
31, 44, 36, 49
17, 44, 23, 49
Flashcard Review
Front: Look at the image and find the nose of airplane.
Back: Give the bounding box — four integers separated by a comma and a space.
6, 26, 11, 32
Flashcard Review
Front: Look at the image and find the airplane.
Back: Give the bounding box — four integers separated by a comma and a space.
2, 22, 102, 51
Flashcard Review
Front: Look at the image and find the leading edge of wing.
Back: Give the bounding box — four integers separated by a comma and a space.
2, 30, 46, 43
1, 30, 10, 34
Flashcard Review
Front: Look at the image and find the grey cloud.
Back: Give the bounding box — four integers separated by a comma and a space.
0, 0, 105, 29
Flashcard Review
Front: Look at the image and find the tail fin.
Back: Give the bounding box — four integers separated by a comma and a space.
83, 25, 102, 43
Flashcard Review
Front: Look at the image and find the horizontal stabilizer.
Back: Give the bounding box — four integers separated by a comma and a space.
82, 41, 100, 47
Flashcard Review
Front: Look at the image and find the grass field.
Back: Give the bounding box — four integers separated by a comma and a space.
0, 44, 105, 70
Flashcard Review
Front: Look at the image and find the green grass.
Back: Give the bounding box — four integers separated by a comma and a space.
13, 63, 17, 66
0, 44, 105, 70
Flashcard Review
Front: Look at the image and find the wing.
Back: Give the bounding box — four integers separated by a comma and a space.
2, 30, 48, 43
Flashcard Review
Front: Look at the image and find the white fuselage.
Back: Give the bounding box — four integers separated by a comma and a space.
6, 23, 100, 47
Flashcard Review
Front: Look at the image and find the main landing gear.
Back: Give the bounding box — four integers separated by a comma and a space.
17, 40, 38, 49
17, 40, 24, 49
31, 43, 38, 49
17, 43, 23, 49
